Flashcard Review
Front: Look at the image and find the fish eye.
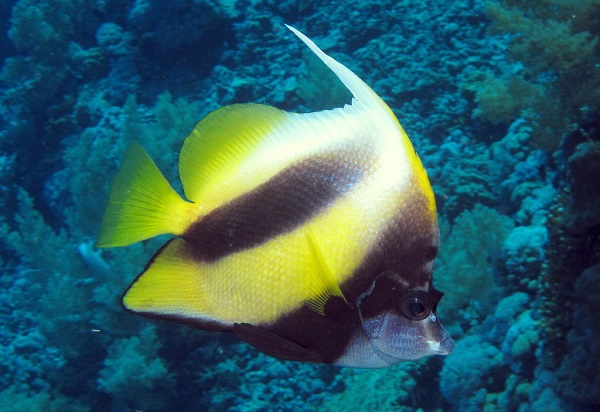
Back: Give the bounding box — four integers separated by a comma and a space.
400, 291, 431, 320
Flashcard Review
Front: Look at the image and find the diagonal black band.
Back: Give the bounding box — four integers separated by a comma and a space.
183, 149, 370, 261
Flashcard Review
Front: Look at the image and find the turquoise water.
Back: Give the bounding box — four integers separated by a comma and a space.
1, 0, 599, 410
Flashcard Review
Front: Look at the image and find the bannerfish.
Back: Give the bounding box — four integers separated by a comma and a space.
97, 25, 455, 368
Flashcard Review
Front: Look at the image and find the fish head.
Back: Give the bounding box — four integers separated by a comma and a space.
356, 270, 455, 363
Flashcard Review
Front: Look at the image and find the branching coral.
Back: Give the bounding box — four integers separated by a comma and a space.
467, 0, 600, 150
462, 69, 544, 125
98, 325, 174, 410
0, 188, 84, 277
435, 204, 514, 329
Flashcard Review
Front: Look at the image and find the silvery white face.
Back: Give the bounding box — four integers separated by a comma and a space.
360, 304, 455, 363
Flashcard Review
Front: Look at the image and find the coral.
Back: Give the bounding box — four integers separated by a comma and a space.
6, 0, 99, 97
427, 135, 498, 220
439, 334, 506, 411
0, 292, 66, 394
561, 141, 600, 234
490, 118, 534, 180
231, 356, 332, 411
98, 324, 174, 410
527, 368, 569, 412
502, 310, 539, 375
494, 121, 554, 225
4, 330, 64, 390
486, 1, 599, 75
435, 204, 514, 328
67, 42, 108, 80
479, 0, 600, 150
0, 386, 89, 412
127, 0, 240, 54
461, 69, 543, 124
189, 344, 339, 411
487, 291, 530, 344
0, 153, 15, 213
58, 107, 127, 238
95, 23, 130, 56
513, 184, 556, 227
500, 225, 547, 293
0, 188, 84, 276
556, 264, 600, 405
540, 193, 600, 369
319, 359, 447, 411
1, 0, 104, 213
8, 0, 90, 63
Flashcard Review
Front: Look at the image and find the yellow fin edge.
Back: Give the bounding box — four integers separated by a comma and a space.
97, 142, 196, 248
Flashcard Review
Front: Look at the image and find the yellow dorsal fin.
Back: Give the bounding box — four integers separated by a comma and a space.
304, 229, 347, 315
179, 103, 288, 206
97, 142, 196, 247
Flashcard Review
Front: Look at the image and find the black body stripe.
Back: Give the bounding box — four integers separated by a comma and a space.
183, 149, 370, 262
342, 180, 441, 303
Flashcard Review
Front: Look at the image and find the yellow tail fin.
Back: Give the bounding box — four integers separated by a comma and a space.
97, 142, 196, 248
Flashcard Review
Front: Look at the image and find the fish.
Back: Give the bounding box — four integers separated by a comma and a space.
97, 25, 455, 368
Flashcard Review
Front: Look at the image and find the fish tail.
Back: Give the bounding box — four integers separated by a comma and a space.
97, 142, 196, 248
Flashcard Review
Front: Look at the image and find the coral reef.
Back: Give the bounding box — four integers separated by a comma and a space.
1, 0, 599, 410
471, 0, 600, 150
98, 325, 173, 410
556, 264, 600, 404
440, 334, 506, 412
435, 204, 513, 332
561, 140, 600, 234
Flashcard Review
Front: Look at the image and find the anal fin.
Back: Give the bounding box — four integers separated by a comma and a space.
122, 238, 229, 331
233, 323, 322, 363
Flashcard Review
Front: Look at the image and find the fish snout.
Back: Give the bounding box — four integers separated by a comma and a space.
438, 334, 456, 354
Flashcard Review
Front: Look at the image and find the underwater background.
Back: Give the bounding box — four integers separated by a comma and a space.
1, 0, 599, 410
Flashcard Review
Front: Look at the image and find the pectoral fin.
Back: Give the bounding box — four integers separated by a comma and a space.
304, 229, 347, 315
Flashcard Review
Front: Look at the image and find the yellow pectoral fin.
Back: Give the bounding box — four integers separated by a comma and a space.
97, 142, 196, 248
304, 229, 347, 315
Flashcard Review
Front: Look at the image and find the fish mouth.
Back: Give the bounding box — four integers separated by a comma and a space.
436, 335, 456, 355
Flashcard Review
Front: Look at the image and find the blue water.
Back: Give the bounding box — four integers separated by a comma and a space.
1, 0, 599, 410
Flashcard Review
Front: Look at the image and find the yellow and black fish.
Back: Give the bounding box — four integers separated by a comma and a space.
97, 26, 455, 368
